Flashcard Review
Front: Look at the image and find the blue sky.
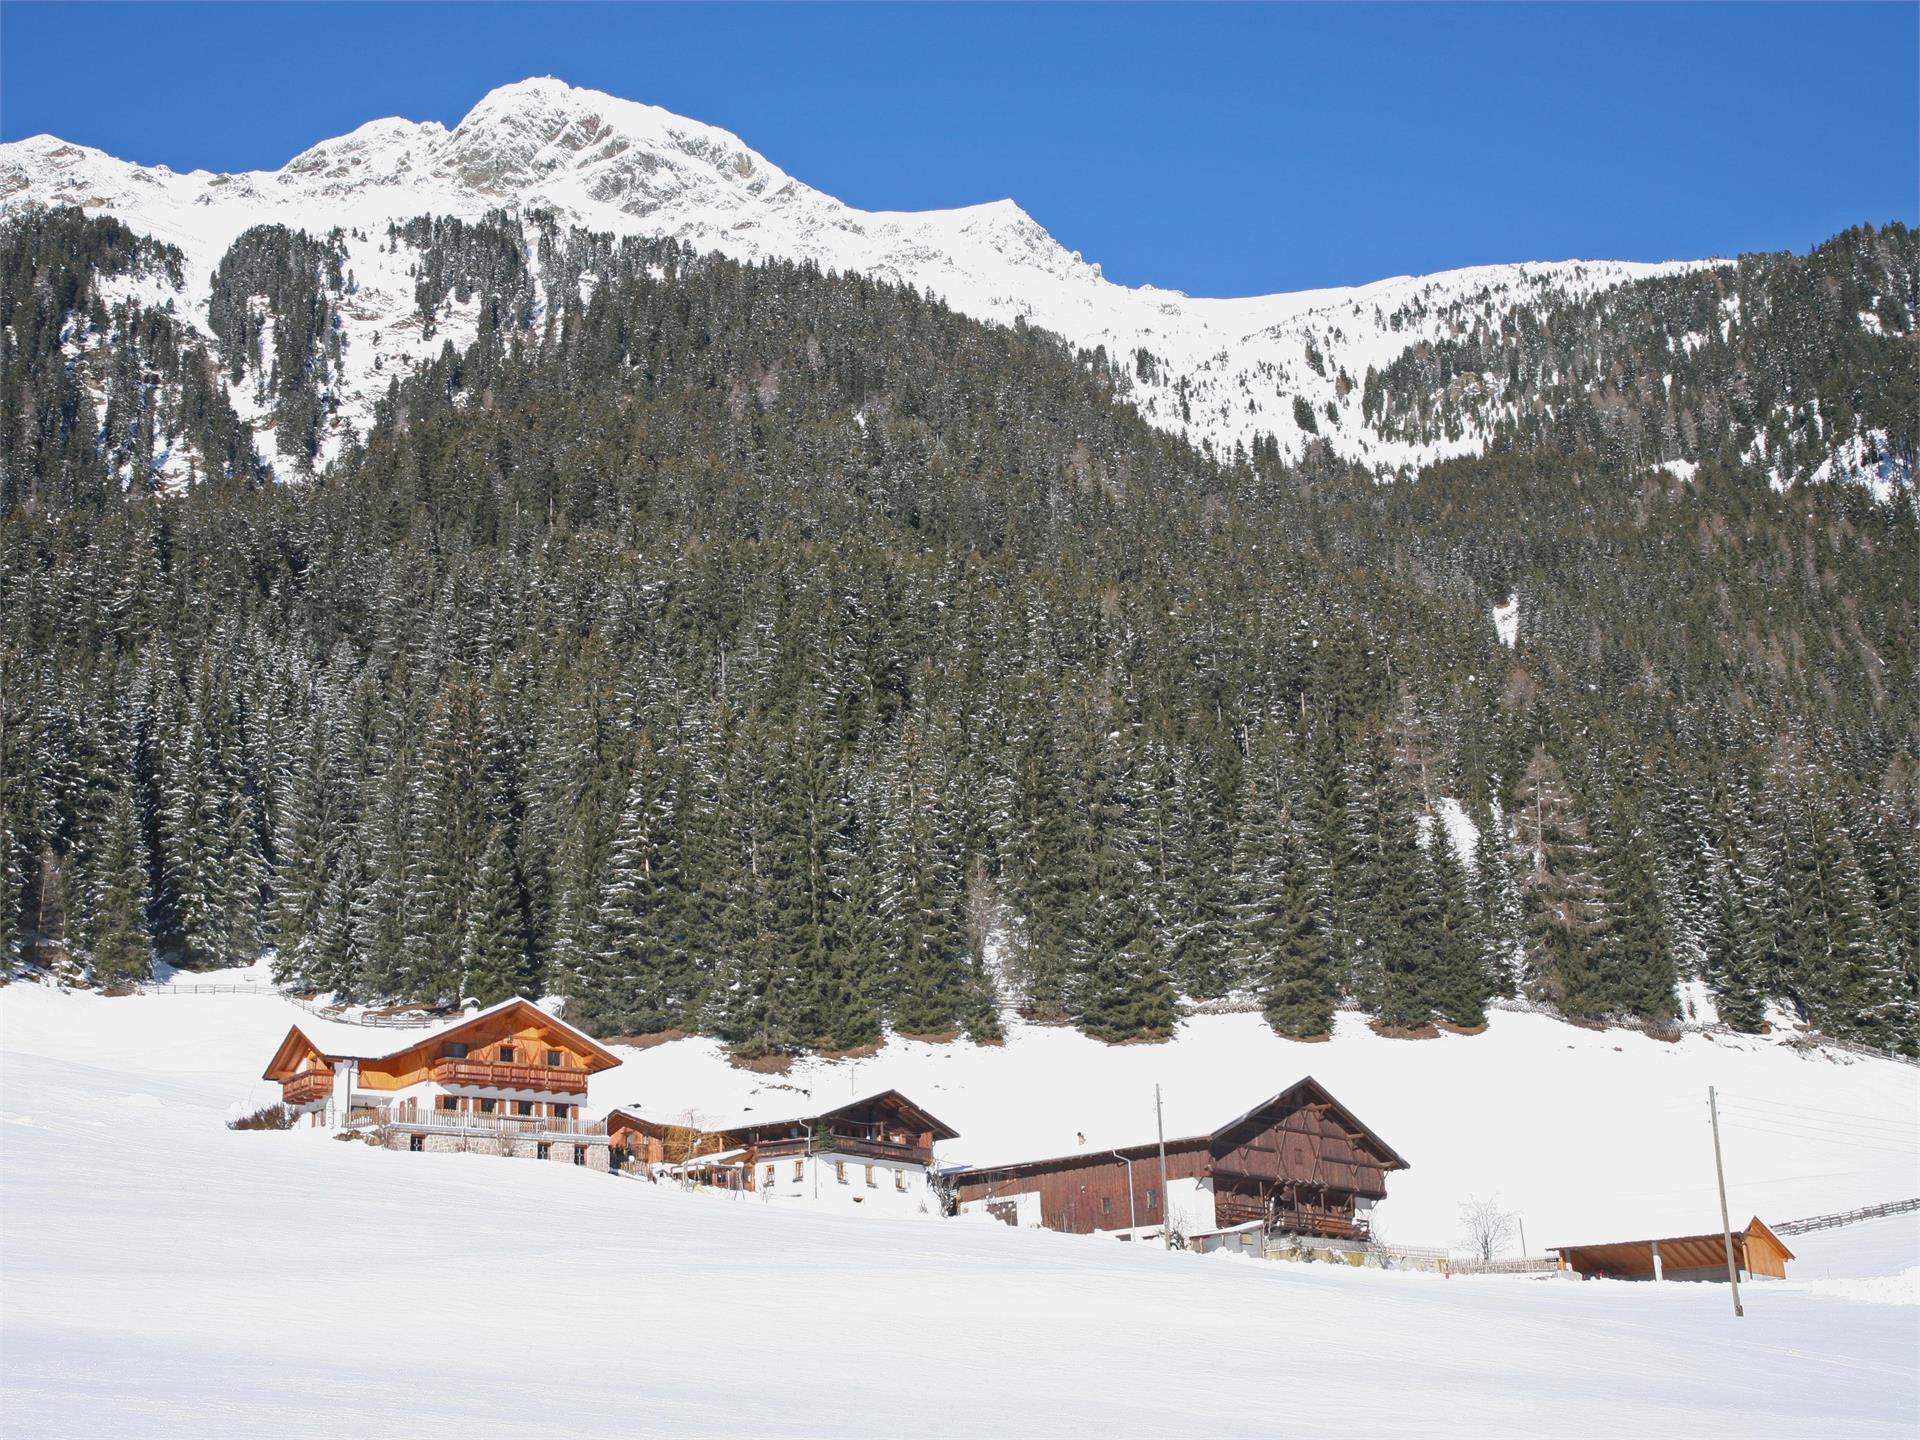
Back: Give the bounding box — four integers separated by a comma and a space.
2, 2, 1913, 296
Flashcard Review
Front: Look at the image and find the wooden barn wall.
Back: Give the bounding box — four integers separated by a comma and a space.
958, 1149, 1209, 1234
1211, 1105, 1388, 1197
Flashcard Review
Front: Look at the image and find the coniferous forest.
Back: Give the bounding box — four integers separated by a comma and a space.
2, 207, 1914, 1054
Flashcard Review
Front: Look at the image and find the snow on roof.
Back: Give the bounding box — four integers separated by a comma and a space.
680, 1147, 748, 1169
615, 1088, 953, 1139
284, 996, 617, 1067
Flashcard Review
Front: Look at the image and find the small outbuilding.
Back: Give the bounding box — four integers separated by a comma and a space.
606, 1090, 958, 1213
1553, 1217, 1794, 1282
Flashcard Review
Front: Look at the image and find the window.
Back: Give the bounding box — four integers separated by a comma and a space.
895, 1169, 908, 1192
515, 1101, 534, 1117
793, 1160, 805, 1182
764, 1165, 776, 1189
1102, 1196, 1113, 1217
552, 1103, 571, 1120
1146, 1188, 1158, 1211
835, 1162, 848, 1185
479, 1098, 496, 1114
408, 1134, 423, 1153
438, 1095, 459, 1112
866, 1165, 878, 1188
546, 1050, 563, 1068
447, 1043, 469, 1060
499, 1045, 515, 1063
536, 1142, 550, 1160
573, 1146, 586, 1166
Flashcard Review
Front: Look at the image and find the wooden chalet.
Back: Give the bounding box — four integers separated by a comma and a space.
261, 998, 623, 1157
1554, 1218, 1794, 1282
607, 1090, 958, 1209
950, 1077, 1407, 1243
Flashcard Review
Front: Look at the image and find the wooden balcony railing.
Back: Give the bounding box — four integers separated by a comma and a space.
428, 1058, 589, 1094
1272, 1210, 1370, 1241
281, 1071, 333, 1106
752, 1133, 931, 1164
357, 1104, 609, 1139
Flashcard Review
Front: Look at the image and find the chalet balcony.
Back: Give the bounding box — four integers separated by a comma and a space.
1271, 1210, 1370, 1242
280, 1071, 333, 1106
428, 1058, 589, 1094
755, 1133, 931, 1164
357, 1103, 608, 1140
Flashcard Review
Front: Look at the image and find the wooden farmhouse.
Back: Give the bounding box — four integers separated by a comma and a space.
261, 998, 624, 1168
1553, 1218, 1795, 1282
950, 1077, 1407, 1244
607, 1090, 958, 1212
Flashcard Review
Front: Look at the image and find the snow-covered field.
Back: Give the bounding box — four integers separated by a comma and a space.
2, 978, 1916, 1436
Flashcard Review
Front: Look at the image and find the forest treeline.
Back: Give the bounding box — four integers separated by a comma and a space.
1, 208, 1913, 1054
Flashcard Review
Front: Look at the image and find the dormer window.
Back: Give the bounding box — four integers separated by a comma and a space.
499, 1046, 515, 1063
546, 1050, 563, 1067
447, 1043, 469, 1060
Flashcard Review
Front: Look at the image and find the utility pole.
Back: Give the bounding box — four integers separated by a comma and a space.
1517, 1214, 1527, 1260
1155, 1085, 1171, 1250
1709, 1086, 1744, 1318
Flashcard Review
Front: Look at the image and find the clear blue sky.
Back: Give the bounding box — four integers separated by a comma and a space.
2, 2, 1913, 295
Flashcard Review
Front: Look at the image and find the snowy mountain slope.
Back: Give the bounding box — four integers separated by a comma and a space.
1, 77, 1722, 474
3, 978, 1916, 1438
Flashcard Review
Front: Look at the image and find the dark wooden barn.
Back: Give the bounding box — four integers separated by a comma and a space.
949, 1077, 1408, 1243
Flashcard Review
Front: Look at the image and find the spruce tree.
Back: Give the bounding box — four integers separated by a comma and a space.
1428, 822, 1488, 1027
582, 738, 698, 1035
1470, 803, 1521, 998
1259, 820, 1338, 1038
1595, 790, 1676, 1021
90, 781, 151, 986
1511, 746, 1609, 1019
459, 822, 533, 1005
1074, 729, 1176, 1042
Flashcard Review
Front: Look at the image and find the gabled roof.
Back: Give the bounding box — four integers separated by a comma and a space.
608, 1088, 958, 1143
950, 1075, 1406, 1177
1209, 1076, 1410, 1172
1552, 1216, 1796, 1261
262, 996, 621, 1080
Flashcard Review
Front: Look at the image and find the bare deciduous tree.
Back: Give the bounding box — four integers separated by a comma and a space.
1458, 1195, 1517, 1263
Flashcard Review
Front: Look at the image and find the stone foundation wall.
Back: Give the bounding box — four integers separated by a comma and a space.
547, 1141, 610, 1173
380, 1128, 610, 1173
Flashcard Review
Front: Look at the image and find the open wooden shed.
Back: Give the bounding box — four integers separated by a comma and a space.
1553, 1217, 1794, 1282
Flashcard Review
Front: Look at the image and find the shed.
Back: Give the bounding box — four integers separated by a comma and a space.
1553, 1217, 1794, 1282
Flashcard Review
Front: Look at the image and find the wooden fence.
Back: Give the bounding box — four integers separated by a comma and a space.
1775, 1197, 1920, 1236
136, 981, 437, 1028
1448, 1255, 1561, 1275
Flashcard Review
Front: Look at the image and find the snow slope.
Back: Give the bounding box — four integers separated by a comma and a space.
0, 77, 1717, 474
2, 979, 1916, 1437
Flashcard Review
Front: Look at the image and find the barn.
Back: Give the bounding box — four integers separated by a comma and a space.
948, 1076, 1407, 1244
1553, 1218, 1795, 1282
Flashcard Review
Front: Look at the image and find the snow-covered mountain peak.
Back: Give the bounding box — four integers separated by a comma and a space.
435, 76, 791, 207
0, 75, 1769, 478
279, 116, 444, 195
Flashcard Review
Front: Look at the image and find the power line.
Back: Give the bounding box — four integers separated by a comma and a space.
1723, 1094, 1920, 1128
1721, 1111, 1919, 1144
1718, 1107, 1917, 1143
